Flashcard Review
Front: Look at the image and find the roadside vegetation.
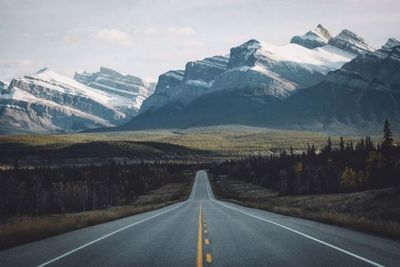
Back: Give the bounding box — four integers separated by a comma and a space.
209, 120, 400, 239
1, 123, 400, 249
0, 163, 195, 250
211, 178, 400, 239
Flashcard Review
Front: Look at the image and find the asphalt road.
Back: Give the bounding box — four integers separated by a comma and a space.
1, 170, 400, 267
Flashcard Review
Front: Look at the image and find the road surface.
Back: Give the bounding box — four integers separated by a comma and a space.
1, 170, 400, 267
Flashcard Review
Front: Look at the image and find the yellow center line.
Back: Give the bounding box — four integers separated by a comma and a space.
206, 253, 213, 263
197, 203, 203, 267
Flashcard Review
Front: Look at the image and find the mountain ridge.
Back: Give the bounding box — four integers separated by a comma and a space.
0, 67, 153, 133
1, 25, 397, 135
121, 35, 400, 134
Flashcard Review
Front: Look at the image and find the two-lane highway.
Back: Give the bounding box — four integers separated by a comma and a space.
1, 171, 400, 266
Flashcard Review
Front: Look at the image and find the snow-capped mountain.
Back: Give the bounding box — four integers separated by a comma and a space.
328, 29, 375, 55
382, 38, 400, 49
292, 25, 375, 56
74, 67, 155, 118
290, 24, 332, 49
123, 26, 398, 134
1, 24, 394, 134
140, 56, 228, 113
212, 38, 354, 97
0, 80, 8, 90
0, 68, 152, 133
274, 39, 400, 133
139, 25, 356, 115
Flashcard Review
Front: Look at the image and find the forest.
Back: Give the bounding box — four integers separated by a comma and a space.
210, 119, 400, 195
1, 120, 399, 221
0, 161, 195, 220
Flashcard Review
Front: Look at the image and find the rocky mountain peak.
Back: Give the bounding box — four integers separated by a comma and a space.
0, 80, 8, 92
36, 67, 49, 74
241, 39, 262, 49
382, 38, 400, 50
328, 29, 374, 55
315, 24, 332, 40
228, 39, 263, 68
99, 66, 123, 77
290, 24, 332, 49
184, 56, 228, 83
339, 29, 365, 43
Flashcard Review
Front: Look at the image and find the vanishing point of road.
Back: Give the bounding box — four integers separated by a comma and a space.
1, 171, 400, 267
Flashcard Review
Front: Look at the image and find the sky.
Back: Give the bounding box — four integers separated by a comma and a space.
0, 0, 399, 82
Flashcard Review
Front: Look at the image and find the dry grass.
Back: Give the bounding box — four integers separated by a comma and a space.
0, 182, 192, 250
212, 178, 400, 239
2, 126, 393, 157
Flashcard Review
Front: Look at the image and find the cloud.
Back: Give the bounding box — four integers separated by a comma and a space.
93, 28, 131, 46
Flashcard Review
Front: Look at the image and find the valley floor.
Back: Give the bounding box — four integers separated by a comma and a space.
1, 126, 398, 168
211, 175, 400, 240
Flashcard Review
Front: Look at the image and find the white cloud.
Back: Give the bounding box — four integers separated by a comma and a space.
93, 28, 131, 46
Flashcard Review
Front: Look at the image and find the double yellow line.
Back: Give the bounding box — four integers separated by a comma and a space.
197, 203, 212, 267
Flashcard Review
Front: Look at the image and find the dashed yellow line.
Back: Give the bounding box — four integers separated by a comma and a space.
197, 204, 213, 266
206, 253, 213, 263
197, 203, 203, 267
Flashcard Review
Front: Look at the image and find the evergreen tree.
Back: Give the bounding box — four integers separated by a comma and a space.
383, 118, 394, 148
323, 136, 332, 156
339, 137, 345, 152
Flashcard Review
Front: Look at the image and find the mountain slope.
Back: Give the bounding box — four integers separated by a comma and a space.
215, 39, 354, 95
138, 27, 355, 116
124, 25, 361, 131
74, 67, 155, 118
290, 24, 332, 49
140, 56, 228, 113
0, 80, 8, 91
328, 29, 375, 55
274, 40, 400, 133
123, 38, 399, 134
0, 68, 146, 133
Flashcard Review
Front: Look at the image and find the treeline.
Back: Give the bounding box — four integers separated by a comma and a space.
0, 141, 209, 166
210, 119, 400, 195
0, 161, 194, 220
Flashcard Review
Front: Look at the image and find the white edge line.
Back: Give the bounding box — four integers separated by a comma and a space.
37, 202, 186, 267
189, 174, 199, 201
201, 171, 385, 267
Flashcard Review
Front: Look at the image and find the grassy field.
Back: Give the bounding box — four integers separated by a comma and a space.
0, 126, 395, 162
211, 176, 400, 239
0, 181, 192, 250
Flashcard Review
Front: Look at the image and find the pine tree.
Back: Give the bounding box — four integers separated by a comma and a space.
339, 137, 345, 152
327, 136, 332, 151
383, 118, 394, 148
